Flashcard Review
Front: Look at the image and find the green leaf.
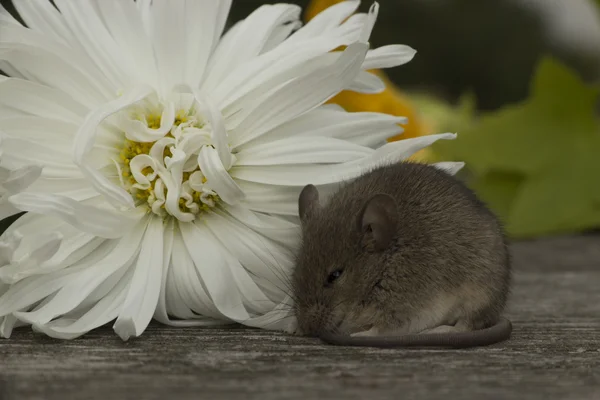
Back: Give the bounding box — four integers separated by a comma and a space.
434, 56, 600, 238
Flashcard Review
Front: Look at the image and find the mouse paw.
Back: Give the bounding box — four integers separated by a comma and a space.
421, 321, 470, 334
351, 326, 380, 337
421, 325, 456, 334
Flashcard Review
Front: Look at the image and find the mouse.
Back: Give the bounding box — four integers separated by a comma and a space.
290, 161, 512, 349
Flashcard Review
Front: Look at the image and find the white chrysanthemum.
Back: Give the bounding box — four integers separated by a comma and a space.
0, 0, 463, 340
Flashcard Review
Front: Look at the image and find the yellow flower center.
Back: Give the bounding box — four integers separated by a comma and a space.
117, 107, 221, 220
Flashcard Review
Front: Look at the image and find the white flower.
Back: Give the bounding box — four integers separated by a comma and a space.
0, 0, 463, 340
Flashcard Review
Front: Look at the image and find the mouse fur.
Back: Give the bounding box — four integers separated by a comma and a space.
291, 161, 511, 338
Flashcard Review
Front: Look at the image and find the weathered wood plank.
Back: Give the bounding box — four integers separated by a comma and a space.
0, 235, 599, 400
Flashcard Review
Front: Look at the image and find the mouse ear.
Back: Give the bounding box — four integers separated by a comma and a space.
357, 193, 398, 251
299, 184, 320, 223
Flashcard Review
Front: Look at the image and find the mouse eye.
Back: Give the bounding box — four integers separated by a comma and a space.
325, 269, 344, 286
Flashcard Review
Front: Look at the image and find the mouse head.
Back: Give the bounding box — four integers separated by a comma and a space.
291, 184, 399, 337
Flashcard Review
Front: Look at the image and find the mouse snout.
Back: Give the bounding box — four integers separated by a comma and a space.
296, 304, 343, 337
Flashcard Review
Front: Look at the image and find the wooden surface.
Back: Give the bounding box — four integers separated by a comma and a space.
0, 234, 599, 400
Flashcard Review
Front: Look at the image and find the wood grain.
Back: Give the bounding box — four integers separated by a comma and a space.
0, 234, 599, 400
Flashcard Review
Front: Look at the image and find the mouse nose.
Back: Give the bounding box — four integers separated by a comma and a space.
297, 306, 327, 337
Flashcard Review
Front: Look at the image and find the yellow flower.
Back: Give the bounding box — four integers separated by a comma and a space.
305, 0, 434, 161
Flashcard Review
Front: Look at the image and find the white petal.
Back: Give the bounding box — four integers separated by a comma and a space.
0, 24, 115, 106
113, 217, 164, 341
197, 146, 245, 205
238, 298, 296, 331
155, 219, 228, 326
235, 137, 373, 166
8, 192, 144, 239
13, 229, 137, 327
0, 135, 79, 178
182, 89, 232, 169
0, 76, 88, 122
0, 231, 103, 285
222, 204, 300, 250
52, 0, 132, 89
0, 3, 19, 25
73, 84, 154, 209
32, 265, 132, 340
183, 0, 232, 88
289, 0, 360, 41
201, 4, 301, 94
95, 0, 158, 87
0, 231, 62, 285
347, 70, 386, 94
230, 133, 457, 186
210, 6, 367, 109
362, 44, 417, 70
0, 164, 42, 197
146, 0, 187, 94
0, 239, 119, 318
20, 177, 98, 202
0, 116, 80, 147
209, 210, 295, 302
236, 182, 300, 216
228, 42, 369, 147
205, 214, 280, 313
170, 224, 231, 322
359, 2, 379, 42
243, 107, 406, 149
433, 161, 466, 175
12, 0, 76, 45
179, 222, 250, 322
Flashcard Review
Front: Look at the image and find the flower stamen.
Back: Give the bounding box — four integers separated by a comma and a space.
117, 101, 222, 221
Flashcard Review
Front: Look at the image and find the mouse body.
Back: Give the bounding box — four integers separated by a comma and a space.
291, 161, 512, 347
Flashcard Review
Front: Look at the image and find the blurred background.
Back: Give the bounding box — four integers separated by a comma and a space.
1, 0, 600, 240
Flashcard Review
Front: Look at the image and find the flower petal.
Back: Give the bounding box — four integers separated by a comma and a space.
0, 26, 115, 107
433, 161, 466, 175
0, 239, 119, 318
13, 236, 135, 328
197, 146, 245, 205
205, 214, 280, 313
235, 137, 373, 166
73, 84, 154, 209
347, 70, 386, 94
0, 76, 88, 122
222, 204, 300, 250
209, 210, 295, 302
146, 0, 187, 94
211, 6, 368, 110
52, 0, 132, 89
94, 0, 158, 87
242, 107, 406, 149
8, 192, 144, 239
113, 217, 164, 341
228, 42, 369, 147
236, 182, 301, 216
179, 221, 250, 322
290, 0, 360, 41
362, 44, 417, 70
0, 230, 103, 285
32, 265, 132, 340
155, 219, 228, 326
183, 0, 232, 88
230, 133, 458, 186
0, 162, 42, 220
0, 136, 79, 178
172, 225, 232, 321
12, 0, 75, 45
201, 4, 301, 94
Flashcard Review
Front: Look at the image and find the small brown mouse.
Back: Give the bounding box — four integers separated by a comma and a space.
291, 161, 512, 348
